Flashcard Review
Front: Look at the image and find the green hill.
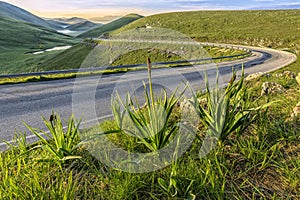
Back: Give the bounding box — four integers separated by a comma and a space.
0, 16, 75, 50
0, 16, 78, 74
78, 13, 143, 38
0, 1, 60, 29
26, 10, 300, 73
39, 43, 93, 71
115, 10, 300, 53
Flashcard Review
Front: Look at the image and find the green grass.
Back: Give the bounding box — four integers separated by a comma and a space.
0, 44, 247, 85
3, 10, 300, 74
0, 49, 68, 74
1, 68, 299, 199
0, 68, 134, 85
0, 1, 59, 29
0, 16, 75, 50
36, 40, 247, 73
111, 46, 247, 66
0, 16, 79, 74
39, 43, 94, 71
115, 10, 300, 53
1, 9, 300, 199
77, 13, 144, 38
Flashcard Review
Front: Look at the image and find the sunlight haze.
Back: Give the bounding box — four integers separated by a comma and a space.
3, 0, 300, 18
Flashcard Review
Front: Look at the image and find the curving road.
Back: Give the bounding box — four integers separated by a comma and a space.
0, 43, 296, 150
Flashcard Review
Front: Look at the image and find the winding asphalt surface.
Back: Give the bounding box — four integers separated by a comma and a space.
0, 44, 296, 150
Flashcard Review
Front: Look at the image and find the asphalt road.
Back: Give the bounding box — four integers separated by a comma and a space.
0, 44, 296, 150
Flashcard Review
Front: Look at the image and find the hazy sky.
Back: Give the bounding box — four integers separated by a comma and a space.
3, 0, 300, 18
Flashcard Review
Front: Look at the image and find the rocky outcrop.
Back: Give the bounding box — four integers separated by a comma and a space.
261, 82, 285, 95
291, 102, 300, 119
296, 73, 300, 86
245, 72, 271, 81
275, 71, 296, 79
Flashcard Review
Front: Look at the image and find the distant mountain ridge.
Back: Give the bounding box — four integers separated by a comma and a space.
67, 21, 101, 31
89, 15, 121, 23
48, 17, 89, 25
78, 13, 143, 38
0, 1, 60, 29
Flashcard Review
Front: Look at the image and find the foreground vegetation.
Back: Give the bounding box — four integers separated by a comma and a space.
1, 60, 299, 199
1, 9, 300, 199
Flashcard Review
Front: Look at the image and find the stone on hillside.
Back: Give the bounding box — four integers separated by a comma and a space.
245, 72, 271, 81
261, 82, 285, 95
296, 73, 300, 86
245, 72, 263, 81
179, 99, 195, 115
291, 102, 300, 119
275, 71, 296, 79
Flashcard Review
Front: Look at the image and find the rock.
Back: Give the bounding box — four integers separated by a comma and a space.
291, 102, 300, 118
245, 72, 264, 81
245, 72, 271, 81
179, 99, 193, 111
275, 71, 296, 79
261, 82, 285, 95
296, 73, 300, 86
198, 98, 207, 106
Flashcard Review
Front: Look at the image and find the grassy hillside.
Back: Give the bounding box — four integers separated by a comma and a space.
0, 1, 60, 29
0, 16, 78, 74
40, 43, 93, 71
38, 39, 246, 72
77, 13, 143, 38
116, 10, 300, 53
0, 16, 75, 50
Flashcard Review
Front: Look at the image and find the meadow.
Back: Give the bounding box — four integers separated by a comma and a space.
0, 10, 300, 199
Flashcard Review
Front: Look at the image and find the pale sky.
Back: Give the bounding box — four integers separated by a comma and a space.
3, 0, 300, 18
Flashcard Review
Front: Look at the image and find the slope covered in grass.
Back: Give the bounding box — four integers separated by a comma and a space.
40, 44, 93, 71
116, 10, 300, 53
0, 16, 75, 50
0, 16, 78, 74
38, 39, 246, 72
77, 13, 143, 38
0, 1, 60, 29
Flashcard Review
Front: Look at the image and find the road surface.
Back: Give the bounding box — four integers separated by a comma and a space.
0, 44, 296, 150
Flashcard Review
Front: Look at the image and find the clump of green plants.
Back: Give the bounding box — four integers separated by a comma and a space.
24, 112, 81, 161
191, 69, 274, 143
88, 57, 186, 153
